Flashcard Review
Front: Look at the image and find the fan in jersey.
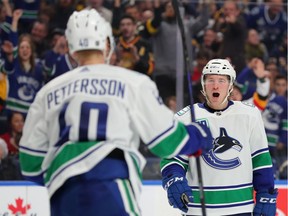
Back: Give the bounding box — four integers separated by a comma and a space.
19, 9, 213, 216
161, 59, 277, 216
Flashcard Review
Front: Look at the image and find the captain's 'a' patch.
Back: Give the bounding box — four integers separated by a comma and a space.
176, 105, 191, 116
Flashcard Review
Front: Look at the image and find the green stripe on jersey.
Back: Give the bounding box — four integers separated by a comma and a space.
20, 152, 44, 173
44, 141, 100, 183
22, 11, 38, 19
267, 134, 278, 146
6, 99, 30, 110
117, 179, 140, 216
149, 122, 188, 158
252, 151, 272, 169
130, 154, 142, 180
122, 180, 138, 215
193, 186, 253, 204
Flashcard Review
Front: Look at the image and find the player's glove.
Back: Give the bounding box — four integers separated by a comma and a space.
184, 122, 213, 156
253, 189, 278, 216
162, 173, 193, 213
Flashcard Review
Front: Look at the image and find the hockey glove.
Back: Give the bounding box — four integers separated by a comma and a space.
183, 122, 213, 156
253, 189, 278, 216
162, 173, 193, 213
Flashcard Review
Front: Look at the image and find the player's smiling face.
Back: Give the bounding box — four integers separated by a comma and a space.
204, 74, 230, 109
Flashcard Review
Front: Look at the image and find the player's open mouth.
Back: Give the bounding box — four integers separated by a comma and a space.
213, 93, 220, 97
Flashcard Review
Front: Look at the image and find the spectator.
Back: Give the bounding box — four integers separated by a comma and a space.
236, 57, 269, 100
142, 9, 154, 23
115, 14, 154, 76
0, 70, 7, 114
231, 70, 270, 112
229, 83, 242, 101
151, 0, 210, 102
0, 111, 24, 180
12, 0, 41, 35
265, 61, 280, 91
112, 0, 162, 40
0, 1, 11, 117
0, 0, 12, 59
43, 35, 77, 82
213, 0, 247, 73
273, 74, 287, 97
0, 1, 8, 23
270, 33, 287, 76
84, 0, 112, 23
49, 0, 75, 31
164, 95, 177, 113
137, 0, 155, 12
246, 0, 287, 56
0, 111, 23, 155
0, 137, 8, 160
37, 3, 54, 27
245, 28, 268, 63
48, 28, 65, 49
198, 28, 220, 58
1, 9, 45, 116
30, 19, 50, 59
262, 83, 287, 178
191, 48, 214, 86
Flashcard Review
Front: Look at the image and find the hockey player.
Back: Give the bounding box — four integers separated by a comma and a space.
19, 9, 213, 216
161, 59, 277, 215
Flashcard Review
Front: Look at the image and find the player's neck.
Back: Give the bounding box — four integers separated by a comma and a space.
76, 53, 105, 66
206, 100, 229, 110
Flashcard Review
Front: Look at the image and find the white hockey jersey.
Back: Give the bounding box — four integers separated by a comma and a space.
161, 101, 274, 215
19, 64, 191, 198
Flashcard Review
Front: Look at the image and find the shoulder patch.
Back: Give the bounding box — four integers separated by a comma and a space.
176, 105, 191, 116
241, 101, 255, 108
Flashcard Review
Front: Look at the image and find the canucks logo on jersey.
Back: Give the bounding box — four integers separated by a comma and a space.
202, 128, 243, 170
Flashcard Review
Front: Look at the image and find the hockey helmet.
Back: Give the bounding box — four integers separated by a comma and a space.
65, 9, 114, 58
201, 59, 236, 88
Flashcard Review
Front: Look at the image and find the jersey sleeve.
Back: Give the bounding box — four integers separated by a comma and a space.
250, 107, 274, 192
129, 78, 191, 158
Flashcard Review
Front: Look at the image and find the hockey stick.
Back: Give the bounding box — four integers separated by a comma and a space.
171, 0, 207, 215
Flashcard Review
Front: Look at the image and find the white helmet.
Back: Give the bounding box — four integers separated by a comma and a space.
201, 59, 236, 87
201, 59, 236, 104
65, 9, 114, 61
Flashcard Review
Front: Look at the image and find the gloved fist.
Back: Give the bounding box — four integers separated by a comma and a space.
253, 189, 278, 216
185, 122, 213, 156
162, 173, 193, 213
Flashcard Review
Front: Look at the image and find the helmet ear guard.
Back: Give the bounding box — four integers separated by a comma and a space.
65, 9, 114, 63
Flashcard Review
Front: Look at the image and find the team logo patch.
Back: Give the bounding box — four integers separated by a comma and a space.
176, 106, 191, 116
241, 101, 255, 108
202, 127, 243, 170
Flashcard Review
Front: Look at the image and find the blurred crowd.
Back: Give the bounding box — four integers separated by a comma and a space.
0, 0, 287, 181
